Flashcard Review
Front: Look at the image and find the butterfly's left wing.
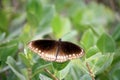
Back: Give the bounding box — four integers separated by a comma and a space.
28, 40, 58, 61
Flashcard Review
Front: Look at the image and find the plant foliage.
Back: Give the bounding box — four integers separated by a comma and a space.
0, 0, 120, 80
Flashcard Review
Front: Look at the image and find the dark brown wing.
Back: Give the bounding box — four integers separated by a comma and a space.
28, 40, 58, 61
55, 41, 84, 62
28, 40, 84, 63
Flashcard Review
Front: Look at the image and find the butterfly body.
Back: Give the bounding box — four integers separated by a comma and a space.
28, 39, 84, 62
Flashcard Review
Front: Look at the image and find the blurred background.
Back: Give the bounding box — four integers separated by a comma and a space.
0, 0, 120, 80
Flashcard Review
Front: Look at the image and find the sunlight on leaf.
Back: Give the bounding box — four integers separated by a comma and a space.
52, 14, 71, 39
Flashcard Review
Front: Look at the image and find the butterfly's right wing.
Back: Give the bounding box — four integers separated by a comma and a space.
56, 41, 84, 62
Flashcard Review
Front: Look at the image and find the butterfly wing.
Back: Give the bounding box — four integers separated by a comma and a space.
55, 41, 84, 62
28, 40, 84, 62
28, 40, 58, 61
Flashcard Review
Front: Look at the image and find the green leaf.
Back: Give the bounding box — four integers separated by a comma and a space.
19, 24, 32, 43
51, 15, 71, 39
0, 39, 18, 66
54, 0, 67, 12
6, 56, 26, 80
81, 29, 95, 50
19, 53, 31, 67
72, 2, 114, 32
37, 5, 54, 30
32, 58, 53, 78
86, 52, 114, 74
112, 48, 120, 65
0, 32, 6, 41
61, 30, 78, 42
109, 49, 120, 80
27, 0, 43, 27
39, 74, 52, 80
96, 53, 113, 74
0, 39, 18, 47
27, 0, 54, 31
86, 46, 99, 58
109, 62, 120, 80
90, 26, 105, 36
59, 67, 70, 79
56, 63, 70, 79
0, 60, 1, 66
96, 73, 109, 80
112, 24, 120, 41
65, 60, 88, 80
32, 58, 50, 72
81, 74, 92, 80
0, 10, 8, 33
52, 61, 69, 71
97, 33, 115, 53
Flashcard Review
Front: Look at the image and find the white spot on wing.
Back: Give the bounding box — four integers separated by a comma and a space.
36, 48, 38, 50
39, 50, 41, 53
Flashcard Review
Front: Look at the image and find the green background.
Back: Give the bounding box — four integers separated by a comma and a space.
0, 0, 120, 80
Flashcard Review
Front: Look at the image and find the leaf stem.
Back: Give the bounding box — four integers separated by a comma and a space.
86, 62, 95, 80
44, 68, 59, 80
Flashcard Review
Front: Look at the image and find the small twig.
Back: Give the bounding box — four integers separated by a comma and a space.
86, 62, 95, 80
27, 67, 32, 80
44, 68, 59, 80
110, 0, 115, 11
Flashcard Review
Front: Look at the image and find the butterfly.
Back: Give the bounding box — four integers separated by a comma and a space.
28, 39, 84, 62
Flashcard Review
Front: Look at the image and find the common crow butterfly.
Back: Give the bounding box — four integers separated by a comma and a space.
28, 39, 84, 62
